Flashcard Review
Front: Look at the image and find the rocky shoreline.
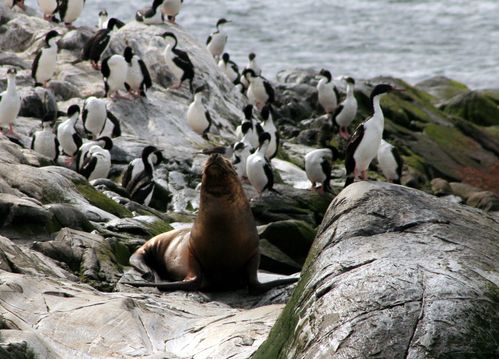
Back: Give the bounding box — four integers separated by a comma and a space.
0, 4, 498, 358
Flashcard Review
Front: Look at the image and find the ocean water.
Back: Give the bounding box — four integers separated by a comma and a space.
26, 0, 499, 89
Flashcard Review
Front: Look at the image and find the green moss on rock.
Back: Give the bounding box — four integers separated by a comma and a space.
416, 76, 469, 103
146, 220, 173, 237
442, 91, 499, 127
109, 239, 132, 266
424, 124, 479, 167
76, 183, 132, 218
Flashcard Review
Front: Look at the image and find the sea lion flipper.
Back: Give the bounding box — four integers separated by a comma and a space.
155, 277, 201, 291
246, 252, 299, 293
121, 277, 201, 291
248, 277, 299, 294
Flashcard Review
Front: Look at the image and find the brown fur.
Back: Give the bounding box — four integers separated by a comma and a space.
126, 154, 298, 292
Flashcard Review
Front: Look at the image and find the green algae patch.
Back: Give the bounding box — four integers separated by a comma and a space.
424, 124, 479, 167
276, 145, 304, 169
252, 271, 308, 359
442, 91, 499, 127
258, 219, 316, 265
109, 239, 132, 266
416, 77, 469, 103
402, 149, 428, 175
76, 183, 132, 218
481, 125, 499, 139
146, 220, 173, 237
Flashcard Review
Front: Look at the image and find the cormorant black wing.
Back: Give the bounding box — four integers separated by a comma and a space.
345, 123, 365, 177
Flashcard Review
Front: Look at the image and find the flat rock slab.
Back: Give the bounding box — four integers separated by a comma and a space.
0, 236, 296, 359
255, 181, 499, 358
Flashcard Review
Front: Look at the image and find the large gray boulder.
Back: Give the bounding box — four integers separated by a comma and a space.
255, 182, 499, 358
0, 234, 296, 358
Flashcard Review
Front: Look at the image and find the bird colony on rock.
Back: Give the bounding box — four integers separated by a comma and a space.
1, 0, 405, 207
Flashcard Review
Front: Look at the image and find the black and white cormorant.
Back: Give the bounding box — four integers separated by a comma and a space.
240, 52, 261, 89
58, 0, 85, 28
304, 146, 339, 194
122, 145, 163, 189
31, 115, 59, 161
124, 46, 152, 97
242, 69, 274, 111
377, 139, 404, 184
162, 0, 183, 24
57, 104, 83, 165
82, 96, 107, 139
344, 84, 398, 187
136, 0, 164, 25
82, 17, 124, 70
186, 84, 212, 140
0, 68, 21, 136
332, 77, 358, 140
98, 9, 108, 28
76, 136, 113, 172
218, 53, 240, 85
79, 145, 111, 181
101, 54, 129, 99
206, 18, 231, 61
237, 104, 261, 150
158, 32, 195, 93
317, 69, 337, 115
260, 104, 279, 159
32, 30, 60, 87
231, 141, 251, 180
246, 132, 276, 197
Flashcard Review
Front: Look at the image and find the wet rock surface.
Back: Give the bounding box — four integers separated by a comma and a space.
255, 182, 499, 358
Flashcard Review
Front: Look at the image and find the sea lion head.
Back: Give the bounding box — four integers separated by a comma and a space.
202, 153, 241, 196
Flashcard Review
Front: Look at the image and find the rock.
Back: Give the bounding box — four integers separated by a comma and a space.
415, 76, 469, 103
0, 14, 50, 52
0, 51, 30, 69
441, 90, 499, 127
0, 235, 75, 279
255, 182, 499, 358
1, 233, 295, 358
0, 193, 60, 242
295, 128, 320, 146
466, 191, 499, 211
449, 181, 482, 201
47, 80, 81, 101
45, 203, 95, 232
18, 87, 58, 120
258, 219, 316, 266
31, 228, 127, 290
275, 68, 318, 85
453, 117, 499, 157
259, 239, 302, 274
104, 215, 172, 238
58, 26, 95, 52
249, 184, 333, 227
430, 177, 452, 196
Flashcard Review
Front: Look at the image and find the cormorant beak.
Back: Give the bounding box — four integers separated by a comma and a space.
392, 87, 405, 92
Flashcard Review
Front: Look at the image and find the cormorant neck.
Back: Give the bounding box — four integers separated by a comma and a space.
371, 94, 383, 117
6, 76, 16, 92
257, 142, 269, 156
346, 83, 354, 96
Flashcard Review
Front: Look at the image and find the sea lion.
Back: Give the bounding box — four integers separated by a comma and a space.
124, 153, 299, 292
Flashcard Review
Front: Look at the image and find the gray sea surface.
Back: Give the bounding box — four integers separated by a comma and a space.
25, 0, 499, 89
